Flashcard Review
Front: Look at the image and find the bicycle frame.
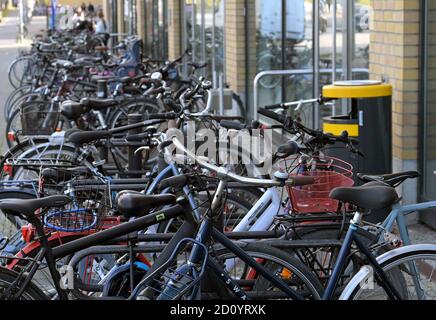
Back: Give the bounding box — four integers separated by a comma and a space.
322, 213, 405, 300
381, 200, 436, 246
132, 180, 305, 300
0, 204, 188, 300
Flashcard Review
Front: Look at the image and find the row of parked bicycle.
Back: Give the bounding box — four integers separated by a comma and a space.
0, 27, 434, 301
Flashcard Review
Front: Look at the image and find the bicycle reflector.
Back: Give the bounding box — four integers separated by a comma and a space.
3, 164, 13, 177
21, 224, 35, 243
7, 131, 15, 143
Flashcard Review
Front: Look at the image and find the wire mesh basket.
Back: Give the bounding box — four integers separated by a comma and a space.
39, 169, 113, 232
20, 102, 60, 136
279, 155, 354, 213
133, 238, 208, 300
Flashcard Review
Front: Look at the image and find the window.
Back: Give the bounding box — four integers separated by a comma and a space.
182, 0, 225, 81
247, 0, 314, 125
144, 0, 168, 60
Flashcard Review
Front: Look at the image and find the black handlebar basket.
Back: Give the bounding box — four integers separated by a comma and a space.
20, 101, 60, 136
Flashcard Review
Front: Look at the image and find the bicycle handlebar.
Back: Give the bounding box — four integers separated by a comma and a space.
167, 136, 312, 188
258, 108, 286, 123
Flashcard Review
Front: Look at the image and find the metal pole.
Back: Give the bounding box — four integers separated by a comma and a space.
191, 0, 196, 62
253, 68, 369, 121
219, 73, 224, 115
342, 0, 353, 114
18, 0, 24, 42
128, 114, 143, 178
50, 0, 56, 31
332, 0, 337, 117
332, 0, 337, 83
200, 0, 206, 77
212, 0, 217, 87
313, 0, 320, 129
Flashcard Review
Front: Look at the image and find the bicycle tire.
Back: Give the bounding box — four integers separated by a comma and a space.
8, 56, 35, 89
208, 243, 324, 300
285, 225, 394, 293
0, 266, 49, 300
4, 85, 32, 120
345, 245, 436, 300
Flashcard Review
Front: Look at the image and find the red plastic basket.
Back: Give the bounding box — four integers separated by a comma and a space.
279, 156, 354, 213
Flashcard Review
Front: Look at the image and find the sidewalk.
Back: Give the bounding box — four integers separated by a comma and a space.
0, 9, 46, 237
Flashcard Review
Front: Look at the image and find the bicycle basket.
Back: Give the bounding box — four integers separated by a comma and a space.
279, 156, 354, 213
132, 238, 208, 300
20, 102, 60, 136
41, 173, 113, 232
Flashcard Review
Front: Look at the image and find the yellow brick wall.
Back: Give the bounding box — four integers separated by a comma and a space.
427, 1, 436, 160
224, 0, 246, 93
116, 0, 124, 34
57, 0, 103, 7
369, 0, 420, 161
136, 0, 146, 41
168, 0, 182, 61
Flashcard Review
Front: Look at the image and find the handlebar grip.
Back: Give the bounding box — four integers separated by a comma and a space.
158, 174, 189, 191
147, 112, 177, 120
258, 108, 286, 123
357, 173, 370, 182
148, 87, 166, 95
185, 82, 202, 100
220, 120, 247, 130
287, 176, 315, 187
264, 104, 284, 110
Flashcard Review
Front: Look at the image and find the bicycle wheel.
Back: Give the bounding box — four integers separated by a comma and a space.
8, 56, 35, 89
0, 267, 49, 300
285, 225, 393, 294
108, 97, 162, 165
346, 245, 436, 300
210, 243, 324, 300
4, 85, 32, 120
6, 91, 42, 123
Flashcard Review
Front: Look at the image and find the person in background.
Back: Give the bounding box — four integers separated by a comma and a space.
73, 6, 85, 25
95, 10, 107, 34
88, 3, 94, 15
87, 3, 95, 21
94, 10, 109, 45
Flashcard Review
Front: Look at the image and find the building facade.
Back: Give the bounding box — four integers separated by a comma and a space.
102, 0, 436, 228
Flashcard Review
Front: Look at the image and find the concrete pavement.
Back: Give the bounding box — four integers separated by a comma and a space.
0, 9, 45, 237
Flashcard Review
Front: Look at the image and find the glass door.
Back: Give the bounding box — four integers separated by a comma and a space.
182, 0, 226, 81
143, 0, 168, 60
422, 0, 436, 228
122, 0, 138, 35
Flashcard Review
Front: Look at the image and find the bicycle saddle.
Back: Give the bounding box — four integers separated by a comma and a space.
0, 195, 71, 217
65, 129, 112, 146
80, 97, 118, 110
330, 184, 399, 210
357, 171, 420, 187
91, 75, 118, 82
52, 59, 74, 70
60, 100, 88, 119
74, 56, 103, 65
116, 191, 177, 218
